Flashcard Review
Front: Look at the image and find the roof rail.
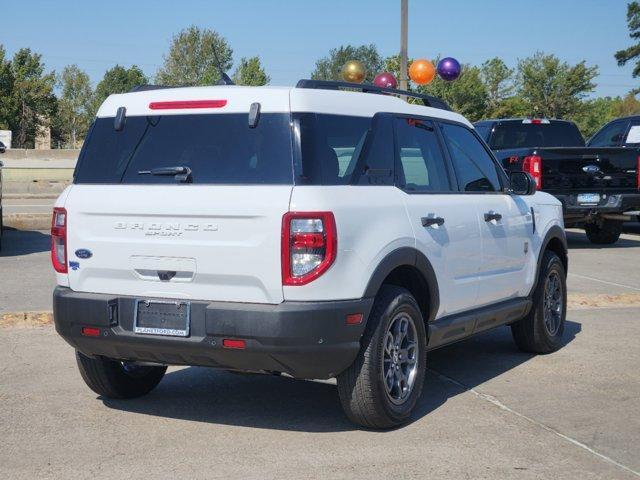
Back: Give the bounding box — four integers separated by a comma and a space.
295, 79, 451, 111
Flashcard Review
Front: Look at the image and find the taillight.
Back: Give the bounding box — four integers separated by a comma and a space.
51, 207, 67, 273
637, 155, 640, 190
523, 155, 542, 190
281, 212, 336, 286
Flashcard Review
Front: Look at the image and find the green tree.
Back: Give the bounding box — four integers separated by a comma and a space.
0, 45, 14, 130
615, 1, 640, 92
156, 26, 233, 86
418, 64, 488, 121
480, 57, 514, 116
613, 91, 640, 116
92, 65, 148, 114
9, 48, 56, 148
55, 65, 92, 148
570, 97, 619, 139
517, 52, 598, 118
311, 44, 384, 83
232, 56, 270, 86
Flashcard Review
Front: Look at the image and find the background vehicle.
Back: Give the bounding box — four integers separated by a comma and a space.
475, 118, 640, 244
53, 82, 568, 428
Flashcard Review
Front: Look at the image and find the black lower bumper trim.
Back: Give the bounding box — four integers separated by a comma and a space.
53, 287, 373, 379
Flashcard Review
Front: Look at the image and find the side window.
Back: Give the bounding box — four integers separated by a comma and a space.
588, 121, 627, 147
624, 123, 640, 145
394, 118, 451, 192
296, 113, 371, 185
440, 123, 501, 192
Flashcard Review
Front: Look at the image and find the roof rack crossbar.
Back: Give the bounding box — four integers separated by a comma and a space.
295, 79, 451, 111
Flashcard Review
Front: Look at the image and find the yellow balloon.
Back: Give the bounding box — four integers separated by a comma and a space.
341, 60, 366, 83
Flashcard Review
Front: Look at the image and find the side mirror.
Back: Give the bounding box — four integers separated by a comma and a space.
0, 141, 5, 154
510, 171, 537, 196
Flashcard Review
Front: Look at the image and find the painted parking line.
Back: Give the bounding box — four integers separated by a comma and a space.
568, 273, 640, 292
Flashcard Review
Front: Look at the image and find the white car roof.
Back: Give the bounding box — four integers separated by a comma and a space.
97, 85, 472, 127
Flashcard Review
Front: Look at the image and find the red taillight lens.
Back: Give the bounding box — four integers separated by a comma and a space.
522, 155, 542, 190
281, 212, 337, 286
51, 207, 67, 273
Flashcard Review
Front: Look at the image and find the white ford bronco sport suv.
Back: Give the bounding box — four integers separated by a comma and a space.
52, 80, 568, 428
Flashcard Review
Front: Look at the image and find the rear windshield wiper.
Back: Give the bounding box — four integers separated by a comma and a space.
138, 166, 192, 183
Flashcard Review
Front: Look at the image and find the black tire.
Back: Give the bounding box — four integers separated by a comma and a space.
75, 351, 167, 399
337, 285, 427, 429
511, 251, 567, 354
585, 220, 622, 245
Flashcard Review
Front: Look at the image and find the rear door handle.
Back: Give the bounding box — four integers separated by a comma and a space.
484, 211, 502, 222
421, 216, 445, 227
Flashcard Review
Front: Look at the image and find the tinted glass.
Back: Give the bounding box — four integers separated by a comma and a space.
441, 123, 501, 192
295, 113, 371, 185
588, 121, 627, 147
490, 121, 585, 149
474, 124, 491, 142
74, 113, 293, 184
395, 118, 451, 192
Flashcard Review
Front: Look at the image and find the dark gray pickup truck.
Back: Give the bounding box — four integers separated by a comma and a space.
474, 118, 640, 244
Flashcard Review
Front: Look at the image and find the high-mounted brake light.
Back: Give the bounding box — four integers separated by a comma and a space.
523, 155, 543, 190
522, 118, 550, 125
148, 100, 227, 110
282, 212, 337, 286
51, 207, 68, 273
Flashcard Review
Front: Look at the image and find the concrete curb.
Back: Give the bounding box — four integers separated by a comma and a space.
2, 293, 639, 329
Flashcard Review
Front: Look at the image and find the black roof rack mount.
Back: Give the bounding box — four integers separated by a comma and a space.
295, 79, 451, 111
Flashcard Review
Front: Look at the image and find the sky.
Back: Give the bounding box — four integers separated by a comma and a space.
1, 0, 638, 98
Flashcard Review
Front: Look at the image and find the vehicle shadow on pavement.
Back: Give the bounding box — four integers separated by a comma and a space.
0, 228, 51, 257
101, 321, 581, 432
566, 230, 640, 249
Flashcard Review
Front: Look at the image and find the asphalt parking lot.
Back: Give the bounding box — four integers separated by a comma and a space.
1, 228, 639, 479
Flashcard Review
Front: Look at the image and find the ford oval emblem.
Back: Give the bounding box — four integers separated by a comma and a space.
75, 249, 93, 259
582, 165, 600, 174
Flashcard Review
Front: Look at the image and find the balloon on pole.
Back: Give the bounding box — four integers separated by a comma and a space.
341, 60, 366, 83
437, 57, 462, 81
373, 72, 398, 89
408, 59, 436, 85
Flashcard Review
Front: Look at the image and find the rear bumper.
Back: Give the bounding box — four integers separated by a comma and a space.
53, 286, 373, 379
552, 193, 640, 224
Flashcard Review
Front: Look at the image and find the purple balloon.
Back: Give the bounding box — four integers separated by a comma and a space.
373, 72, 398, 89
437, 57, 461, 81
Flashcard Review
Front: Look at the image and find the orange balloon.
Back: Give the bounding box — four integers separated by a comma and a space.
409, 59, 435, 85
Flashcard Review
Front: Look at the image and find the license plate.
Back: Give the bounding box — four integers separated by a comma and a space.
577, 193, 600, 205
134, 300, 190, 337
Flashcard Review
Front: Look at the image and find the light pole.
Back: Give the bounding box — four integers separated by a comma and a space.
399, 0, 408, 91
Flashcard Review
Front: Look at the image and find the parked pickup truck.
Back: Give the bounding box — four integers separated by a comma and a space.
474, 118, 640, 244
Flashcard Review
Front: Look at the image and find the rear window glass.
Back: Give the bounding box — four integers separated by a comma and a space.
489, 122, 585, 150
74, 113, 293, 184
295, 113, 371, 185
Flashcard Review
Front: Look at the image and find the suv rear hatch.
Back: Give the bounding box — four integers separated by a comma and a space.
64, 88, 293, 304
